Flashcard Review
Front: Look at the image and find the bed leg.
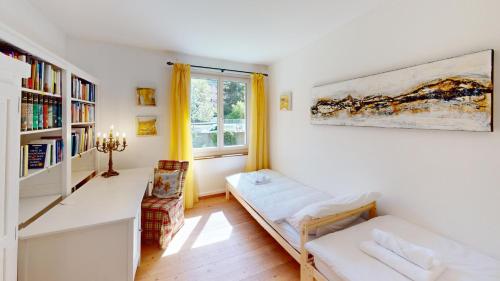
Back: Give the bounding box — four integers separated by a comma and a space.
225, 185, 230, 200
301, 264, 314, 281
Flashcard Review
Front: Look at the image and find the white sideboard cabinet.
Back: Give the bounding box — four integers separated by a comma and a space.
18, 168, 151, 281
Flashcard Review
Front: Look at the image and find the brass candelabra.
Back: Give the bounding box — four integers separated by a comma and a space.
96, 125, 127, 178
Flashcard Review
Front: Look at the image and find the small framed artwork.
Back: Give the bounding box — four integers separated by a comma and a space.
280, 92, 292, 111
137, 88, 156, 106
136, 116, 158, 136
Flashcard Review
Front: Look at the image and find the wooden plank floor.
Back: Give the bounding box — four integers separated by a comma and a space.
135, 195, 300, 281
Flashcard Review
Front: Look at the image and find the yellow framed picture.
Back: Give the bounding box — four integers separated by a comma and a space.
137, 88, 156, 106
280, 92, 292, 111
136, 116, 158, 136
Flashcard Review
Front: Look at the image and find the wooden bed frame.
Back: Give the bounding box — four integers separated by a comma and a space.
225, 180, 377, 280
300, 202, 377, 281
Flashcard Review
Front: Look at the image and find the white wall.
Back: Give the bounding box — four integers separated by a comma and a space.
66, 38, 266, 195
194, 156, 247, 196
0, 0, 66, 56
269, 0, 500, 259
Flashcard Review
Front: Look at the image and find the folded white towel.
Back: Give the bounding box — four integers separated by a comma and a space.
245, 172, 271, 185
360, 241, 446, 281
372, 228, 436, 270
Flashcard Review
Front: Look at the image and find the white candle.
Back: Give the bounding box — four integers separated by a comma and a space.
97, 132, 101, 143
123, 133, 127, 143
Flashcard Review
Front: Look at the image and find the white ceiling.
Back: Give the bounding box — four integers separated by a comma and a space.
28, 0, 385, 65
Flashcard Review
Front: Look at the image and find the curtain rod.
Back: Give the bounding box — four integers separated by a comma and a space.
166, 61, 268, 77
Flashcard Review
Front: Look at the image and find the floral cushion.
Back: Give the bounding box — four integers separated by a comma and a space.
152, 168, 182, 199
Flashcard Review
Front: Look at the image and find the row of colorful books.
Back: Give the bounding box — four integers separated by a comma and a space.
71, 102, 95, 123
71, 127, 95, 157
72, 77, 96, 102
1, 48, 62, 95
19, 138, 63, 177
21, 92, 62, 132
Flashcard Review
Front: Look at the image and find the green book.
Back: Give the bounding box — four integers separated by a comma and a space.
38, 96, 43, 129
32, 94, 39, 130
27, 93, 32, 131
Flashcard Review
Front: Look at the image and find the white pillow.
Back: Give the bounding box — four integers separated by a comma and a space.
286, 192, 381, 235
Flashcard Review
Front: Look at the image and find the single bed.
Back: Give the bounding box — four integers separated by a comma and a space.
303, 215, 500, 281
225, 170, 377, 262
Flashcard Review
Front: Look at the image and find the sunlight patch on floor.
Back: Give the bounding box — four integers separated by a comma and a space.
161, 215, 202, 257
192, 211, 233, 248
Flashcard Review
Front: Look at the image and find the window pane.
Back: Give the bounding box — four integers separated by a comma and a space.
191, 78, 218, 148
223, 80, 246, 146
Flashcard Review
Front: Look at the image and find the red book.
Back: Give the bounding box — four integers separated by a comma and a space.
43, 96, 49, 129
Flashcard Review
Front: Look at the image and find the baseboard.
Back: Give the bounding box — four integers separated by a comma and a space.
198, 190, 226, 199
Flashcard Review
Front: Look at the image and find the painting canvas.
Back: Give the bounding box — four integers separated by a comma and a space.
311, 50, 493, 131
136, 116, 157, 136
280, 92, 292, 111
137, 88, 156, 106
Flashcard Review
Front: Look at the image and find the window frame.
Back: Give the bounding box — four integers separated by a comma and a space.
190, 72, 250, 158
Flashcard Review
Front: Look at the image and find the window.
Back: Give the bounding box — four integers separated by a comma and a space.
190, 74, 249, 156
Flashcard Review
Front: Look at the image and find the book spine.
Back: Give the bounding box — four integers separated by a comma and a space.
57, 100, 62, 128
37, 97, 43, 130
32, 94, 39, 130
42, 96, 48, 129
20, 146, 23, 177
23, 145, 28, 176
21, 93, 27, 131
53, 99, 58, 127
27, 93, 33, 131
48, 98, 53, 128
34, 61, 39, 90
29, 60, 35, 89
44, 64, 49, 92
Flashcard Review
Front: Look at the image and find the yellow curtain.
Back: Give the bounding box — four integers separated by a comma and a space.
246, 73, 269, 171
168, 64, 198, 209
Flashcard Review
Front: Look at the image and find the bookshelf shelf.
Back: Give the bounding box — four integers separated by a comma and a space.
71, 122, 95, 126
19, 162, 62, 182
71, 147, 96, 159
71, 98, 95, 104
71, 170, 97, 188
18, 194, 62, 226
20, 127, 62, 135
22, 88, 62, 98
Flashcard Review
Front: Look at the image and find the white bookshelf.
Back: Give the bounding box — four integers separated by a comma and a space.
0, 35, 100, 229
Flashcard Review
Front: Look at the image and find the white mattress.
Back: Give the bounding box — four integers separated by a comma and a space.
306, 215, 500, 281
226, 170, 331, 223
227, 170, 371, 252
315, 258, 344, 281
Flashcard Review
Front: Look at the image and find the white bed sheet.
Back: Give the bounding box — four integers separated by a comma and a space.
226, 170, 331, 223
275, 218, 366, 250
306, 215, 500, 281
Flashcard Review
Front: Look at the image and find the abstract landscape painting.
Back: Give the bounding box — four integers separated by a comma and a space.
311, 50, 493, 131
